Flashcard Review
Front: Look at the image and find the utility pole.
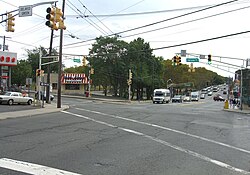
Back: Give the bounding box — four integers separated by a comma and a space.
57, 0, 65, 108
46, 29, 54, 104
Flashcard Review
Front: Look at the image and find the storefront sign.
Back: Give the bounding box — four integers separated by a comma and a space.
0, 51, 17, 66
61, 73, 88, 84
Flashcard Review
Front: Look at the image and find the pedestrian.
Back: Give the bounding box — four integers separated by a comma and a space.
233, 98, 236, 109
229, 98, 233, 108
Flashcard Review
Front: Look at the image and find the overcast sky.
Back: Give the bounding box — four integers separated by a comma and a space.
1, 0, 250, 77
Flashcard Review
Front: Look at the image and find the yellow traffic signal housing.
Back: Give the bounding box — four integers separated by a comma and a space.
36, 69, 41, 76
55, 7, 66, 30
82, 57, 87, 66
45, 7, 58, 30
6, 13, 15, 32
90, 68, 94, 74
176, 56, 182, 65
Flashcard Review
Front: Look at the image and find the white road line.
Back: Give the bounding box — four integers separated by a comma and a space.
74, 108, 250, 155
62, 111, 250, 174
0, 158, 82, 175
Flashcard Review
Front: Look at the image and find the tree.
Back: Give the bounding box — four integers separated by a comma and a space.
11, 60, 32, 86
89, 36, 128, 97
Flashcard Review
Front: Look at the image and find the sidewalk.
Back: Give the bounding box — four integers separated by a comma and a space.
223, 106, 250, 114
0, 103, 69, 120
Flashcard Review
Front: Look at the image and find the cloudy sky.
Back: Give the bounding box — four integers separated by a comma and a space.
1, 0, 250, 77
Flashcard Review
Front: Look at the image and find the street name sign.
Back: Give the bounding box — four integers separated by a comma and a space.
186, 58, 199, 62
19, 5, 32, 17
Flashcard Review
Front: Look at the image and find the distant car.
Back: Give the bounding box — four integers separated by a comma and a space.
200, 93, 206, 99
0, 91, 33, 105
172, 95, 183, 103
183, 96, 191, 102
213, 94, 225, 101
208, 91, 213, 96
223, 90, 227, 95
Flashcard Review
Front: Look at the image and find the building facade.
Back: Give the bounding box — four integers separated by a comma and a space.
45, 73, 90, 95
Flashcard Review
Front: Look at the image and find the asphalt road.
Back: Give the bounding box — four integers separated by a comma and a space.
0, 94, 250, 175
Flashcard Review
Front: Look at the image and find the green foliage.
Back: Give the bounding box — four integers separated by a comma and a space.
11, 60, 32, 85
10, 37, 226, 99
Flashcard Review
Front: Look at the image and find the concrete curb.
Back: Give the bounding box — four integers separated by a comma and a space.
223, 109, 250, 114
0, 104, 69, 120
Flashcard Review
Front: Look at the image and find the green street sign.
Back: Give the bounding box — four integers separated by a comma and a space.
186, 58, 199, 62
73, 58, 80, 63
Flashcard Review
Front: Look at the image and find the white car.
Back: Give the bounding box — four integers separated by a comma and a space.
0, 92, 33, 105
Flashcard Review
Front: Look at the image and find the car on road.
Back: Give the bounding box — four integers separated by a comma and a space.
0, 91, 33, 105
183, 95, 191, 102
172, 95, 183, 103
200, 93, 206, 99
208, 91, 213, 96
213, 94, 225, 101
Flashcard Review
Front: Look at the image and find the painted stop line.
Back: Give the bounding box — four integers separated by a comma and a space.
0, 158, 82, 175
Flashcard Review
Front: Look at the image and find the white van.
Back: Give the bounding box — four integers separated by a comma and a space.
191, 91, 199, 101
153, 89, 171, 104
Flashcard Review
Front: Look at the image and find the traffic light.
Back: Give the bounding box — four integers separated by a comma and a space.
55, 7, 66, 30
208, 54, 212, 64
6, 13, 15, 32
90, 68, 94, 74
45, 7, 58, 30
176, 56, 182, 65
82, 56, 87, 66
129, 70, 132, 80
173, 56, 177, 65
36, 69, 41, 76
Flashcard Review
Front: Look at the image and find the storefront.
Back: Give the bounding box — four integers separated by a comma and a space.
47, 73, 89, 95
0, 51, 17, 92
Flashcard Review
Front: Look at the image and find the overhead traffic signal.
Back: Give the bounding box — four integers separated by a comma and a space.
45, 7, 58, 30
208, 54, 212, 64
55, 7, 66, 30
6, 13, 15, 32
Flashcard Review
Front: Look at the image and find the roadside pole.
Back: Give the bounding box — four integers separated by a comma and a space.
39, 49, 42, 108
88, 69, 91, 97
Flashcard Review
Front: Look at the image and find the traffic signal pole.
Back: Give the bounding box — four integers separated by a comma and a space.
57, 0, 65, 108
46, 29, 54, 104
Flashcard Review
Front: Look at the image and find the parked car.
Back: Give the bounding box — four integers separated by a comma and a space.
0, 91, 33, 105
213, 94, 225, 101
172, 95, 183, 103
35, 91, 54, 101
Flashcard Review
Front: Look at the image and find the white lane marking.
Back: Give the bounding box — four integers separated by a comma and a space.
0, 158, 82, 175
74, 108, 250, 155
62, 111, 250, 174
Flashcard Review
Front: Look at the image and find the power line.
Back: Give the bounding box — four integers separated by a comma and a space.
67, 0, 109, 36
77, 0, 114, 34
152, 30, 250, 51
62, 0, 240, 48
120, 5, 250, 39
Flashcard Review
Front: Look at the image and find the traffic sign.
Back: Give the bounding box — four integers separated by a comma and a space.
186, 58, 199, 62
73, 58, 81, 63
40, 82, 49, 86
19, 5, 32, 17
